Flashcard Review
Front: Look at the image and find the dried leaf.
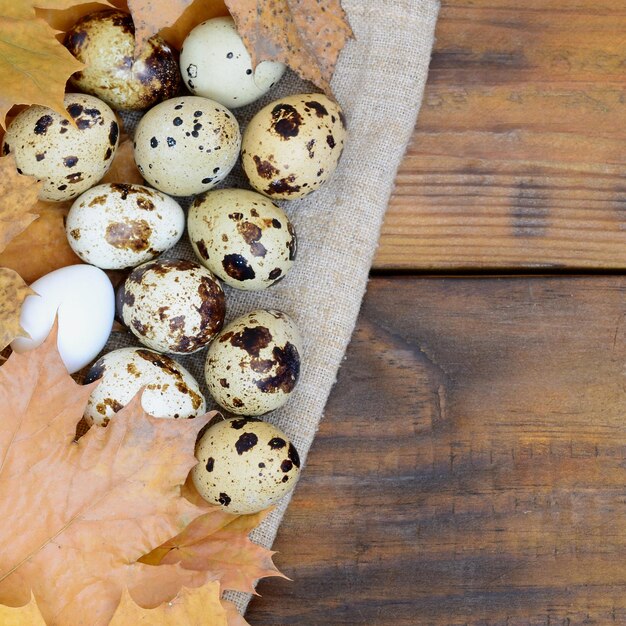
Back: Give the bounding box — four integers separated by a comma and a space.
0, 327, 213, 626
0, 201, 82, 283
0, 268, 33, 349
0, 594, 46, 626
159, 0, 228, 51
0, 155, 41, 253
110, 584, 227, 626
143, 481, 284, 596
0, 3, 85, 128
100, 134, 144, 185
226, 0, 353, 92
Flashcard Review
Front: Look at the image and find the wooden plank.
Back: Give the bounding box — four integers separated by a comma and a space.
246, 276, 626, 624
374, 0, 626, 271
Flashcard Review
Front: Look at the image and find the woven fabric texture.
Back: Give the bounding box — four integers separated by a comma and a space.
109, 0, 440, 614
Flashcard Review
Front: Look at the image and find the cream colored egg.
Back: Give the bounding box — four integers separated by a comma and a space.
133, 96, 241, 196
83, 347, 206, 426
66, 183, 185, 269
191, 417, 301, 514
180, 17, 285, 109
65, 183, 185, 270
188, 188, 297, 290
205, 309, 302, 415
64, 10, 180, 111
3, 94, 119, 202
119, 258, 226, 354
241, 93, 347, 200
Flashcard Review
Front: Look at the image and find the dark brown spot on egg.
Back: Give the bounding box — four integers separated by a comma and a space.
282, 475, 290, 483
187, 64, 198, 78
36, 153, 45, 161
169, 315, 185, 334
271, 103, 303, 139
235, 432, 258, 454
269, 268, 282, 280
253, 155, 279, 179
326, 134, 336, 149
70, 228, 80, 240
267, 175, 301, 196
281, 459, 293, 472
3, 143, 10, 154
232, 398, 244, 408
67, 103, 83, 118
237, 221, 266, 257
131, 318, 151, 336
157, 306, 169, 321
229, 325, 272, 357
219, 378, 229, 388
126, 362, 140, 377
206, 457, 215, 472
104, 147, 113, 160
287, 222, 297, 260
305, 100, 329, 117
105, 219, 152, 251
63, 156, 78, 168
288, 442, 300, 467
95, 397, 124, 417
64, 28, 87, 52
195, 275, 226, 342
250, 358, 274, 373
231, 417, 261, 429
109, 120, 119, 146
195, 240, 209, 260
89, 194, 107, 206
136, 197, 155, 211
83, 358, 106, 384
306, 139, 315, 158
229, 212, 243, 221
34, 115, 53, 135
269, 437, 286, 449
166, 137, 176, 147
218, 492, 231, 506
66, 172, 84, 184
272, 219, 281, 228
150, 137, 158, 148
222, 254, 256, 281
255, 342, 300, 394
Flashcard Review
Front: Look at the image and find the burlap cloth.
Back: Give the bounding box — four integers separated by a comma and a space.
110, 0, 440, 615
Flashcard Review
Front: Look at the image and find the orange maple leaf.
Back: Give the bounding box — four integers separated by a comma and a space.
226, 0, 353, 92
0, 327, 213, 625
0, 268, 33, 350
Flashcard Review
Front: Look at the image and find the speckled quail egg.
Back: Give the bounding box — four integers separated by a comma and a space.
66, 183, 185, 269
241, 93, 347, 200
205, 309, 302, 415
180, 16, 285, 109
83, 347, 206, 426
191, 416, 301, 514
188, 188, 297, 290
118, 258, 226, 354
3, 93, 119, 201
64, 10, 180, 111
133, 96, 240, 196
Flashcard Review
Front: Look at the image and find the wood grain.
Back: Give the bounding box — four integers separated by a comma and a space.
246, 276, 626, 624
375, 0, 626, 270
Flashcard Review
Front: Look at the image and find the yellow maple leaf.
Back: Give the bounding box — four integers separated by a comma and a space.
110, 584, 228, 626
0, 268, 33, 350
0, 2, 85, 128
0, 594, 46, 626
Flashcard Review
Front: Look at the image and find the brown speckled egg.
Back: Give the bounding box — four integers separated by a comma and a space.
3, 93, 119, 201
133, 96, 240, 196
205, 309, 302, 415
64, 10, 180, 111
241, 93, 346, 200
118, 258, 226, 354
66, 183, 185, 269
191, 416, 301, 514
83, 347, 206, 426
188, 188, 297, 290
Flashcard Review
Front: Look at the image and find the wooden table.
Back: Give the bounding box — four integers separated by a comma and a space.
247, 1, 626, 623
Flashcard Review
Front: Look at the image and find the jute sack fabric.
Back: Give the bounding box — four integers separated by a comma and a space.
111, 0, 440, 613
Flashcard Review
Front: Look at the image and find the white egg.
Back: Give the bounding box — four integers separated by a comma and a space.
11, 265, 114, 374
180, 17, 286, 109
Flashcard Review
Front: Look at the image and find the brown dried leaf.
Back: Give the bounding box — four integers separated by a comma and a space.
0, 3, 85, 127
0, 268, 33, 349
0, 201, 82, 283
0, 328, 213, 625
225, 0, 353, 92
0, 155, 41, 253
110, 584, 227, 626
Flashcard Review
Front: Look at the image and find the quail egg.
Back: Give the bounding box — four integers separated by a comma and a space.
188, 188, 297, 290
180, 16, 285, 109
3, 93, 120, 201
65, 10, 180, 111
241, 93, 347, 200
205, 309, 302, 415
83, 347, 206, 426
118, 258, 226, 354
66, 183, 185, 269
191, 416, 301, 514
133, 96, 240, 196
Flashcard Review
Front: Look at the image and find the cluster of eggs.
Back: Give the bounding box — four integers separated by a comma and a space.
7, 10, 347, 515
